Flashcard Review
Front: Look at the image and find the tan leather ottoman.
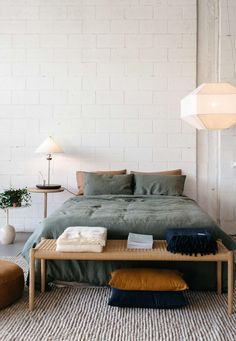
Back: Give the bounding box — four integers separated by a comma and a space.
0, 260, 24, 309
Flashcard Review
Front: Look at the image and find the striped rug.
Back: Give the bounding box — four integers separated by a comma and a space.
0, 257, 235, 341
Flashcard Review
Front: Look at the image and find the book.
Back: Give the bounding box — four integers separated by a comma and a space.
127, 233, 153, 249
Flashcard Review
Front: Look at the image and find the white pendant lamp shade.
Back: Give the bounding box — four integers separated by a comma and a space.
35, 136, 63, 154
181, 83, 236, 130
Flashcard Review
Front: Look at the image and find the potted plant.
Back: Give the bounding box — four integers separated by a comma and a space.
0, 188, 31, 209
0, 188, 31, 245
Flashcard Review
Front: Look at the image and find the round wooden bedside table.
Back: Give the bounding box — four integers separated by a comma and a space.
28, 187, 64, 218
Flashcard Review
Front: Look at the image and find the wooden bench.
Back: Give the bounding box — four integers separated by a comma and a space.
29, 239, 234, 314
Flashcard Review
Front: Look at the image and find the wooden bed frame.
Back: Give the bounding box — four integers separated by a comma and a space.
29, 239, 234, 314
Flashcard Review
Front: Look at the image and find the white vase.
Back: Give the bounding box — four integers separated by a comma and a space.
0, 224, 16, 245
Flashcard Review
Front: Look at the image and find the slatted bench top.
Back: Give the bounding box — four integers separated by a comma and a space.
33, 239, 231, 262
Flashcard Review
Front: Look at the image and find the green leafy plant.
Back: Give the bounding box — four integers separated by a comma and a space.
0, 188, 31, 209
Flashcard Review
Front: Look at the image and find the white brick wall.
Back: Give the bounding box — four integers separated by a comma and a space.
0, 0, 196, 232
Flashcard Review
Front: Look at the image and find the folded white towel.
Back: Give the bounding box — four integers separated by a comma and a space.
56, 244, 103, 253
56, 226, 107, 247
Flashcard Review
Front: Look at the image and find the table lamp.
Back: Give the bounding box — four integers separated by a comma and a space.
35, 136, 64, 189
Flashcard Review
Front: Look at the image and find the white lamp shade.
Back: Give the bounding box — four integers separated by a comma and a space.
181, 83, 236, 130
35, 136, 63, 154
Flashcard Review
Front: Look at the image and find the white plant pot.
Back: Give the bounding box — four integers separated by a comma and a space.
0, 224, 16, 245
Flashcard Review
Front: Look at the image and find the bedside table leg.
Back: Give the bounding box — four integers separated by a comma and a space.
217, 261, 222, 295
29, 249, 35, 311
44, 193, 48, 218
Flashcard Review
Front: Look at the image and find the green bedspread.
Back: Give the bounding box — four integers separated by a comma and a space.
22, 195, 236, 290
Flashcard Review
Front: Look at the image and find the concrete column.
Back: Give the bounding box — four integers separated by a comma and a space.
197, 0, 220, 221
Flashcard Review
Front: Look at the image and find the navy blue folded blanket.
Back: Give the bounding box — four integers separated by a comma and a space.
166, 228, 218, 256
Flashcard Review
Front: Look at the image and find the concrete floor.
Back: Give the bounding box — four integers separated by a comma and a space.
0, 232, 31, 256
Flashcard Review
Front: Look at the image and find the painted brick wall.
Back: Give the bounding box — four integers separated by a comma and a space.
0, 0, 196, 231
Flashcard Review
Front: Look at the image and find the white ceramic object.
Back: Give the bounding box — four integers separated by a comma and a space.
0, 224, 16, 244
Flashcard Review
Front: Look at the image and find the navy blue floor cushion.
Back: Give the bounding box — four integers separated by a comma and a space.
166, 228, 218, 256
108, 288, 187, 309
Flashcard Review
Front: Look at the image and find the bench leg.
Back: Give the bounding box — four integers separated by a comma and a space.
217, 261, 222, 295
41, 259, 46, 293
29, 249, 35, 311
228, 252, 234, 315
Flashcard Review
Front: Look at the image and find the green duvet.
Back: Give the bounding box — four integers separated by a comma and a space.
22, 195, 236, 291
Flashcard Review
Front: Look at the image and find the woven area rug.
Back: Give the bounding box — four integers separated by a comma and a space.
0, 257, 235, 341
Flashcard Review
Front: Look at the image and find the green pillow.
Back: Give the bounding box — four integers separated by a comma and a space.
134, 174, 186, 196
84, 173, 134, 195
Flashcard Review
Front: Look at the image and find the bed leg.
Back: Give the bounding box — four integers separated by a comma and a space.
217, 261, 222, 295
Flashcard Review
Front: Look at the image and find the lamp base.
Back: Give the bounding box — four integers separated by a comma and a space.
36, 184, 61, 190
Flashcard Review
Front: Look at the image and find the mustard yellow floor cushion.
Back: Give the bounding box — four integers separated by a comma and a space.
109, 268, 189, 291
0, 260, 24, 309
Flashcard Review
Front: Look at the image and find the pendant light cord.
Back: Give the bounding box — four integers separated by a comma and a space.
226, 0, 236, 79
217, 0, 221, 83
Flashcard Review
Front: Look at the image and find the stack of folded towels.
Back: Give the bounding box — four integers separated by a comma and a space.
56, 226, 107, 252
108, 268, 189, 309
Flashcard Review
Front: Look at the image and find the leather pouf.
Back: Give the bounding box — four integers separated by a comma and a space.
0, 260, 24, 309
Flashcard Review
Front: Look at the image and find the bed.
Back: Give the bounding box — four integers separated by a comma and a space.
22, 194, 236, 291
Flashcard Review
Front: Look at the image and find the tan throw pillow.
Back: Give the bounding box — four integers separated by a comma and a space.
130, 169, 182, 175
76, 169, 127, 195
